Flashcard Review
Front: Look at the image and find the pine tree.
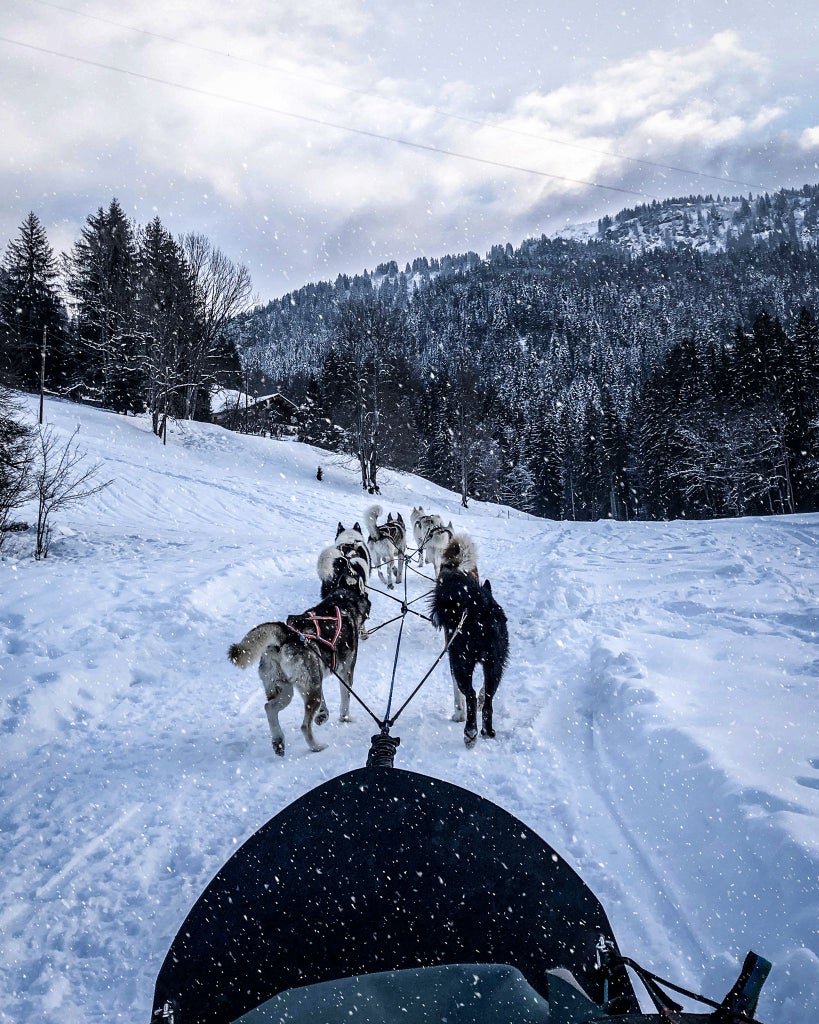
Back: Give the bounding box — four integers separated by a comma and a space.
64, 199, 141, 411
0, 385, 34, 542
784, 308, 819, 510
729, 312, 796, 511
575, 399, 606, 520
526, 403, 563, 519
600, 388, 630, 519
134, 217, 196, 437
328, 297, 404, 492
298, 374, 340, 450
0, 213, 67, 390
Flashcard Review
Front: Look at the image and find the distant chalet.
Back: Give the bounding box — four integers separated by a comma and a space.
212, 392, 298, 438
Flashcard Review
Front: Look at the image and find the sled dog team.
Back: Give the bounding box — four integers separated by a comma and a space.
229, 504, 509, 756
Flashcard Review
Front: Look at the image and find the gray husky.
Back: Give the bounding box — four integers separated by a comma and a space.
228, 550, 370, 756
364, 504, 406, 589
410, 506, 453, 576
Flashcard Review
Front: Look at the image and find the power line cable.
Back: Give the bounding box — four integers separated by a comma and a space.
21, 0, 774, 194
0, 33, 654, 198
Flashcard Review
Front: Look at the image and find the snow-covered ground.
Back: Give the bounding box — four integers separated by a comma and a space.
1, 395, 817, 1024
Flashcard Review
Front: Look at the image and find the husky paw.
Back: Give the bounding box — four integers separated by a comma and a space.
339, 713, 353, 723
451, 710, 466, 722
273, 738, 285, 757
480, 725, 496, 738
464, 727, 478, 749
316, 707, 329, 726
310, 742, 328, 753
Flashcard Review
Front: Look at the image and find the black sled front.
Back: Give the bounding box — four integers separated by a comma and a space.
151, 760, 771, 1024
150, 765, 636, 1023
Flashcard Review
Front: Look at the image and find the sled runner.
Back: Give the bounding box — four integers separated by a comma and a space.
150, 741, 771, 1024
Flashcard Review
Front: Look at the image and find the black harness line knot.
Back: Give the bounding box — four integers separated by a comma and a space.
366, 733, 401, 768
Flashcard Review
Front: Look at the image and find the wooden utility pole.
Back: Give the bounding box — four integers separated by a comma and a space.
39, 326, 48, 425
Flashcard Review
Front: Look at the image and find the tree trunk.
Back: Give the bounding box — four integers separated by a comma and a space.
459, 405, 469, 507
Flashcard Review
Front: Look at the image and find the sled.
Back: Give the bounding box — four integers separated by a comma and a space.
150, 749, 770, 1024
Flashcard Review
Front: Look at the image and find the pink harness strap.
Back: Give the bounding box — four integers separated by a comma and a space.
285, 605, 343, 670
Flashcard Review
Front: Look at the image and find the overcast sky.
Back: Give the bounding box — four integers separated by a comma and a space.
2, 0, 819, 303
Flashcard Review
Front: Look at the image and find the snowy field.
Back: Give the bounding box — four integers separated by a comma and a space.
1, 395, 817, 1024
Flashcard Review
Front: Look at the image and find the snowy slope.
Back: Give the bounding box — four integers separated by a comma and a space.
0, 395, 817, 1024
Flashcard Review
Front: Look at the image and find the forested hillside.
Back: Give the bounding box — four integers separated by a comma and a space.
2, 187, 817, 523
0, 203, 248, 439
232, 185, 819, 521
595, 183, 819, 253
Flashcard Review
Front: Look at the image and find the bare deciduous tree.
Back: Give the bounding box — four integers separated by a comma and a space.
181, 233, 253, 420
32, 425, 111, 559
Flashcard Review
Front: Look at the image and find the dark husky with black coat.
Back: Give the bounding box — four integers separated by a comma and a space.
430, 533, 509, 747
228, 548, 370, 757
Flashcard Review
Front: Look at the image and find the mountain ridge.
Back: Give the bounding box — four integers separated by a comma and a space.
246, 183, 819, 314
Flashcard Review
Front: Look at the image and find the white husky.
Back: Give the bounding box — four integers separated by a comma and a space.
410, 506, 453, 576
364, 505, 406, 589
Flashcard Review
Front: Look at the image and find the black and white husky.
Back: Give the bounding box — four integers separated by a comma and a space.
318, 540, 368, 598
334, 521, 371, 574
228, 549, 370, 757
364, 504, 406, 589
410, 506, 453, 576
430, 533, 509, 748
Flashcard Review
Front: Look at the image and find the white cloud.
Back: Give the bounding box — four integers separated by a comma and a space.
800, 126, 819, 149
513, 32, 765, 131
0, 9, 814, 299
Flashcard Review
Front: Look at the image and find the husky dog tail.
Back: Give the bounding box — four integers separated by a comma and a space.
439, 533, 479, 577
228, 622, 288, 669
364, 504, 383, 541
317, 545, 349, 587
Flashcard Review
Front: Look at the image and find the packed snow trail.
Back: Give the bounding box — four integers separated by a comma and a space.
0, 396, 817, 1024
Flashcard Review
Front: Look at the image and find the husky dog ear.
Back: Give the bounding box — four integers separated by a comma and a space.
387, 512, 393, 522
336, 522, 345, 538
353, 522, 362, 534
483, 579, 493, 595
397, 512, 405, 525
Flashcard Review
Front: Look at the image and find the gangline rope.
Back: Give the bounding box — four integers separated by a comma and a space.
323, 553, 465, 739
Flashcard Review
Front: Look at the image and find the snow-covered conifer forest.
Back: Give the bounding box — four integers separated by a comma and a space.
3, 187, 819, 524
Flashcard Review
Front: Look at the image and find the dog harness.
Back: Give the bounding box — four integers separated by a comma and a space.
377, 521, 404, 548
338, 540, 372, 573
421, 522, 452, 547
285, 606, 343, 670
